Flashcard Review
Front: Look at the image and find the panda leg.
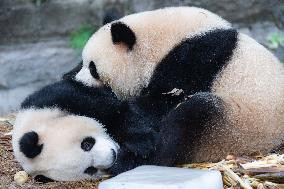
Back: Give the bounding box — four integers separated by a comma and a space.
155, 92, 225, 166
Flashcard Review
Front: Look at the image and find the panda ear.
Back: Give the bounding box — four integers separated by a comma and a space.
19, 131, 43, 158
111, 22, 136, 50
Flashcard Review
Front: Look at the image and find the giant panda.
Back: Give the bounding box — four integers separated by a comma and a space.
73, 7, 284, 163
12, 78, 160, 181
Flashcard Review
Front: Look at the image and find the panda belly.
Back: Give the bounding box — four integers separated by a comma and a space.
151, 31, 284, 164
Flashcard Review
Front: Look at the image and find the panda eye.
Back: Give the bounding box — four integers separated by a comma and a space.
89, 61, 100, 79
81, 137, 96, 151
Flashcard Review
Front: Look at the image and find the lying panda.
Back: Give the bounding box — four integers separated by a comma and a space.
12, 78, 162, 181
73, 7, 284, 163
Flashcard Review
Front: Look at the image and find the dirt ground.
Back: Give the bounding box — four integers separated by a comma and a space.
0, 120, 101, 189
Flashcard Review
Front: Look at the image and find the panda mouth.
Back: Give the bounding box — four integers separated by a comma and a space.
84, 166, 98, 176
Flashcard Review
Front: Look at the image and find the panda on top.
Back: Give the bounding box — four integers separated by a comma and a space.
12, 6, 284, 181
75, 7, 284, 160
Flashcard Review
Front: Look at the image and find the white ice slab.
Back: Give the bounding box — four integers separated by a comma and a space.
99, 165, 223, 189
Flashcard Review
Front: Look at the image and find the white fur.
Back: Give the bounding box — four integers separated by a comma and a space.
12, 108, 119, 181
75, 66, 103, 87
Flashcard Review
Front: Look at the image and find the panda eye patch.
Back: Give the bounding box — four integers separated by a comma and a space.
89, 61, 100, 79
81, 137, 96, 151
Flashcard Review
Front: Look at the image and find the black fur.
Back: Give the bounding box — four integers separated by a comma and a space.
21, 79, 126, 128
111, 22, 136, 50
108, 93, 226, 174
19, 131, 43, 158
107, 100, 159, 175
81, 137, 96, 151
155, 92, 225, 166
89, 61, 100, 79
143, 29, 238, 97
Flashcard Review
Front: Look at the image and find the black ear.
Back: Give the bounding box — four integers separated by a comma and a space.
111, 22, 136, 50
19, 131, 43, 158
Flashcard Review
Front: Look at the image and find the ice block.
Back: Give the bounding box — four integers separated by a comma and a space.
99, 165, 223, 189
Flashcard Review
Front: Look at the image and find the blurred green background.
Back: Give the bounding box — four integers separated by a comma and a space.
0, 0, 283, 115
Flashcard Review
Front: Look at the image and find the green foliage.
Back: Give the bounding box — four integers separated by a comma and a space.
70, 25, 97, 51
266, 32, 284, 49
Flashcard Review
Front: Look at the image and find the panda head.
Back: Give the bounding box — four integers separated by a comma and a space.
75, 7, 231, 99
12, 108, 119, 181
75, 20, 140, 99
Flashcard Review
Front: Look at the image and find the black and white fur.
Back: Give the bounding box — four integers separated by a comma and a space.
12, 80, 121, 181
13, 6, 284, 181
74, 7, 284, 162
13, 77, 222, 181
12, 78, 161, 181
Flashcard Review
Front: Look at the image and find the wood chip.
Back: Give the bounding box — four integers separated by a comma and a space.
213, 161, 253, 189
254, 172, 284, 183
244, 165, 284, 176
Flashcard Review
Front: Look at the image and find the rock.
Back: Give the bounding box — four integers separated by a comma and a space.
0, 0, 98, 43
0, 0, 283, 43
0, 38, 79, 89
99, 165, 223, 189
272, 4, 284, 29
130, 0, 278, 24
0, 81, 50, 115
14, 171, 28, 185
0, 38, 80, 115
